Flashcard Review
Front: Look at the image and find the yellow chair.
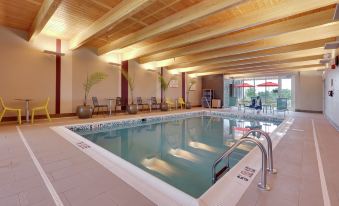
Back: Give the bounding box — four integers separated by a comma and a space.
0, 97, 22, 125
178, 97, 186, 109
31, 97, 51, 124
166, 98, 175, 110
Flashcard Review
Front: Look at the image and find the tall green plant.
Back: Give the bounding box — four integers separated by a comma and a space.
120, 69, 136, 104
186, 78, 197, 102
158, 72, 177, 102
83, 72, 108, 105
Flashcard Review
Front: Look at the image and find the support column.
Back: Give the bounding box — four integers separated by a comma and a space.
182, 72, 186, 100
55, 39, 61, 114
121, 61, 128, 109
161, 67, 164, 103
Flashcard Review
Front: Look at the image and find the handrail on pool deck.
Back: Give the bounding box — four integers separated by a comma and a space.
212, 137, 271, 191
242, 129, 277, 174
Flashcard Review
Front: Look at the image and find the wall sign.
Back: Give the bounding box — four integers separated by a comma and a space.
237, 166, 256, 182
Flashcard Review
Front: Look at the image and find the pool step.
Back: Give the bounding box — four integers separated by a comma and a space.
215, 165, 230, 182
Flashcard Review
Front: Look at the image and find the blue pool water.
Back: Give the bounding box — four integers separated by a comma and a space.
74, 116, 279, 198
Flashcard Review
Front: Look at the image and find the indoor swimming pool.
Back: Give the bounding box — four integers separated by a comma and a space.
68, 113, 281, 198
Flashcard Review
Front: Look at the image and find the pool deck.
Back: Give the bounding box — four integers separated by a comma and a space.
0, 108, 338, 206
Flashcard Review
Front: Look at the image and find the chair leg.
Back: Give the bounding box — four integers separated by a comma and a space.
18, 110, 21, 125
45, 108, 51, 122
0, 109, 6, 123
31, 109, 35, 124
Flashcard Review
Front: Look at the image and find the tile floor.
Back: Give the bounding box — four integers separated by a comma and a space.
0, 109, 338, 206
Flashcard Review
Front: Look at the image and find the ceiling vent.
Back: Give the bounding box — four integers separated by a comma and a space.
333, 4, 339, 20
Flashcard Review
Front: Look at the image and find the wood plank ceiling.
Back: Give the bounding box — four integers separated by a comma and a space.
0, 0, 338, 77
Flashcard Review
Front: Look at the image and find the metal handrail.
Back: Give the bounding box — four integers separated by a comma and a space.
212, 137, 270, 191
242, 130, 277, 174
201, 97, 211, 111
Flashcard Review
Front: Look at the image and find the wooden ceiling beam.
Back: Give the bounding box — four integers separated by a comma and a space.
159, 23, 339, 67
97, 0, 247, 55
69, 0, 151, 50
196, 60, 322, 74
28, 0, 61, 41
194, 62, 322, 76
137, 7, 334, 62
186, 54, 323, 73
226, 67, 323, 78
169, 39, 331, 71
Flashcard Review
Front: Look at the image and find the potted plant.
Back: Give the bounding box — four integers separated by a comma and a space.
186, 78, 197, 109
76, 72, 107, 118
158, 73, 176, 111
121, 69, 138, 114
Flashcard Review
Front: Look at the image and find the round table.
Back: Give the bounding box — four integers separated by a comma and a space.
15, 99, 32, 123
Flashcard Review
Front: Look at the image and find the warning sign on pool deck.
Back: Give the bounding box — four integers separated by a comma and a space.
76, 141, 91, 149
237, 166, 256, 182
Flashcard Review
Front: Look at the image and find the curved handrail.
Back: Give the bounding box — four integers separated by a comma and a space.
212, 137, 270, 191
242, 130, 277, 174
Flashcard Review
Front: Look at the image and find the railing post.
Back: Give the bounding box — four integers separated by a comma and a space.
243, 130, 277, 174
212, 138, 271, 191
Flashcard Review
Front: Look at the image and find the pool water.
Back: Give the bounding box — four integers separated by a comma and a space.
75, 116, 279, 198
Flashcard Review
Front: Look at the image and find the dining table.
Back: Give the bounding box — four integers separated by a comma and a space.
15, 98, 32, 123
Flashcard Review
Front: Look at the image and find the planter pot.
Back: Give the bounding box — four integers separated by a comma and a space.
186, 102, 192, 109
76, 105, 93, 119
160, 103, 169, 111
127, 104, 138, 114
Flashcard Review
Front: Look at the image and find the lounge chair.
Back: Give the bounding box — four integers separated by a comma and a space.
92, 97, 108, 115
166, 98, 175, 110
136, 97, 149, 111
31, 97, 51, 124
150, 97, 160, 110
178, 97, 186, 109
0, 97, 21, 124
273, 98, 288, 117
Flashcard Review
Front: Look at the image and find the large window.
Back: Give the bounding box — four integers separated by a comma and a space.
229, 76, 293, 109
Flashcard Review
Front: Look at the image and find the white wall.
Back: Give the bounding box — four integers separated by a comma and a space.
0, 25, 202, 120
324, 62, 339, 130
0, 26, 74, 116
128, 60, 160, 103
295, 70, 323, 112
72, 48, 120, 112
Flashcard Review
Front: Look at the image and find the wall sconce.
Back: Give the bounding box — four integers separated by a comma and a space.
108, 62, 121, 67
43, 50, 65, 56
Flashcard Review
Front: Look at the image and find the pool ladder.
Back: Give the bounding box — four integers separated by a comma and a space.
201, 97, 211, 112
212, 130, 277, 191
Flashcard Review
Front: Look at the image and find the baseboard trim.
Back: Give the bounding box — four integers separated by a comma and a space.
295, 109, 323, 114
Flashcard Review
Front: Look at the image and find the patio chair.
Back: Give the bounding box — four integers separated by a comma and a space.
115, 97, 124, 113
92, 97, 108, 115
166, 98, 175, 110
136, 97, 149, 111
0, 97, 21, 124
31, 97, 51, 124
273, 98, 288, 117
178, 97, 186, 109
244, 97, 256, 112
150, 97, 160, 110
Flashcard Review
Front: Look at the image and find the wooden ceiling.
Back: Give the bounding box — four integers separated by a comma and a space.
1, 0, 338, 76
0, 0, 44, 30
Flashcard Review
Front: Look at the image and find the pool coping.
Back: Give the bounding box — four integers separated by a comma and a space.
51, 110, 292, 206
